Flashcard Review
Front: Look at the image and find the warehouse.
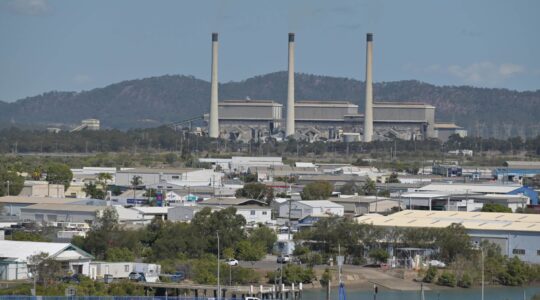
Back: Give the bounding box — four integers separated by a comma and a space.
0, 196, 94, 219
115, 168, 210, 187
279, 200, 344, 219
218, 100, 283, 141
493, 161, 540, 182
356, 210, 540, 264
20, 203, 107, 224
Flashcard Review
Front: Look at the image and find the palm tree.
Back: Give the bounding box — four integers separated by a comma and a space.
130, 175, 143, 203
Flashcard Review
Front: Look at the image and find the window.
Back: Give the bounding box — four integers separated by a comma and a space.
172, 176, 180, 179
250, 210, 256, 215
513, 249, 525, 255
124, 265, 130, 272
262, 211, 267, 215
537, 250, 540, 256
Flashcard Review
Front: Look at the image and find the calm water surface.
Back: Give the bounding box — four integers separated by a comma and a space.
301, 286, 540, 300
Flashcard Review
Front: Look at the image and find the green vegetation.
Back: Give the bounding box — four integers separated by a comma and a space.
437, 271, 457, 287
0, 167, 24, 196
423, 266, 437, 283
10, 231, 50, 242
369, 248, 390, 264
235, 182, 274, 204
301, 181, 333, 200
481, 203, 512, 213
45, 162, 73, 190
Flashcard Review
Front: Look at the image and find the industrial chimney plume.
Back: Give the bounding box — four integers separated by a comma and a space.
209, 32, 219, 138
363, 33, 374, 142
286, 33, 295, 137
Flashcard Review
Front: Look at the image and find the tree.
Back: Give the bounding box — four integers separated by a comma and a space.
235, 183, 274, 204
45, 163, 73, 190
437, 271, 457, 287
237, 240, 266, 264
248, 226, 277, 253
369, 248, 389, 264
339, 181, 360, 195
76, 207, 121, 259
97, 172, 113, 198
481, 203, 512, 213
435, 223, 472, 262
0, 168, 24, 196
11, 231, 50, 242
106, 247, 135, 262
423, 266, 437, 283
301, 181, 333, 200
131, 175, 142, 201
499, 256, 529, 286
83, 182, 105, 199
27, 252, 64, 288
361, 178, 377, 195
387, 172, 400, 183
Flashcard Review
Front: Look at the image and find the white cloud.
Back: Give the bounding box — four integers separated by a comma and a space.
445, 62, 525, 86
6, 0, 50, 16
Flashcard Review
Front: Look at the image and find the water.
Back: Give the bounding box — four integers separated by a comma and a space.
302, 286, 540, 300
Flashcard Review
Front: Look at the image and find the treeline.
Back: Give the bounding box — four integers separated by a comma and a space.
1, 126, 540, 156
72, 207, 277, 285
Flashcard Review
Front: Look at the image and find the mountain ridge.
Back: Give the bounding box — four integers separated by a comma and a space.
2, 72, 540, 138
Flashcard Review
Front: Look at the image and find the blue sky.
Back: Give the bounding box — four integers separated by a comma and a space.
0, 0, 539, 102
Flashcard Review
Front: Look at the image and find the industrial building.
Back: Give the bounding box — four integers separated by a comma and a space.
199, 32, 466, 142
356, 210, 540, 264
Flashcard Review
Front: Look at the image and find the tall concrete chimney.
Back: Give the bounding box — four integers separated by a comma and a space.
363, 33, 374, 142
286, 33, 295, 137
209, 32, 219, 138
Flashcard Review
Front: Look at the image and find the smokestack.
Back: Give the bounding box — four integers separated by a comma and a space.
286, 33, 295, 137
363, 33, 374, 142
209, 32, 219, 138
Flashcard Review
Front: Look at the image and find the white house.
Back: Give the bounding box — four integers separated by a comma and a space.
0, 241, 93, 280
279, 200, 344, 219
235, 205, 273, 225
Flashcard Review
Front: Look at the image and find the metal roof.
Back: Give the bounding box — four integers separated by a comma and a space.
417, 183, 521, 194
0, 196, 83, 205
21, 203, 106, 212
356, 210, 540, 233
0, 240, 93, 262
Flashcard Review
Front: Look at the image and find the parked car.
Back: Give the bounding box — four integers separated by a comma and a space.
128, 272, 147, 282
226, 258, 239, 266
170, 271, 185, 282
277, 255, 291, 264
428, 260, 446, 268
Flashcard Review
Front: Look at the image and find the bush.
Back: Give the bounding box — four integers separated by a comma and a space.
458, 273, 472, 288
266, 265, 316, 285
437, 271, 457, 287
423, 266, 437, 283
368, 248, 389, 264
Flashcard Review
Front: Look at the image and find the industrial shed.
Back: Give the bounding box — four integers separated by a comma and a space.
356, 210, 540, 264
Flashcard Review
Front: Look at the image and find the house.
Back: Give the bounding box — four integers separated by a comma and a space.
356, 210, 540, 264
234, 205, 273, 225
278, 200, 344, 219
0, 240, 93, 280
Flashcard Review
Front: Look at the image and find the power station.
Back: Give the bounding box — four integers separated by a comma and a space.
203, 33, 466, 142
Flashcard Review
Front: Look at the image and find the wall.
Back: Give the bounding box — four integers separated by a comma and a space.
469, 230, 540, 264
236, 208, 272, 224
20, 209, 97, 223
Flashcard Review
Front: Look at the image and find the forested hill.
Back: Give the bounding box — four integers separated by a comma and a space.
1, 72, 539, 138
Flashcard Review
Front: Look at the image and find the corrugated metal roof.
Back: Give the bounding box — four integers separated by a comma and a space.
21, 203, 106, 212
0, 240, 92, 262
0, 196, 82, 205
417, 183, 520, 194
356, 210, 540, 233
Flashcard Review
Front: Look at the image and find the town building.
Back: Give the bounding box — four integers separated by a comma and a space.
356, 210, 540, 264
278, 200, 344, 219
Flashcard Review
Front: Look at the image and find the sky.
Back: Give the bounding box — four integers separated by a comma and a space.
0, 0, 539, 102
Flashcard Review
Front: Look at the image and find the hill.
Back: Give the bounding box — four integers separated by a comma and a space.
2, 72, 539, 138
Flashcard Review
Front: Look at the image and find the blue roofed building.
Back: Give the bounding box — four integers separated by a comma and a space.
493, 161, 540, 183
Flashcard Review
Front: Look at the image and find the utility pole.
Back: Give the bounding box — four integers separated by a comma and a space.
217, 231, 221, 300
6, 180, 10, 196
288, 198, 292, 241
